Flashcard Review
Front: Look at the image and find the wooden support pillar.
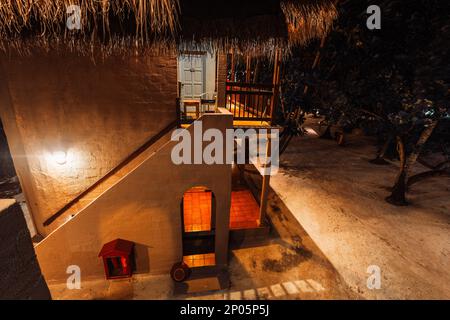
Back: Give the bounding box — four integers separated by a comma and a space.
269, 49, 282, 124
230, 50, 236, 82
216, 53, 228, 108
259, 130, 272, 225
245, 55, 252, 83
253, 58, 260, 83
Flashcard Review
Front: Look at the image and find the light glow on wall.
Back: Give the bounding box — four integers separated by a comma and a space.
52, 151, 67, 165
43, 148, 84, 175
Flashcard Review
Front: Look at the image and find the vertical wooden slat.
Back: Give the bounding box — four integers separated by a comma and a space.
258, 86, 262, 118
230, 93, 233, 116
255, 95, 258, 119
238, 91, 242, 119
236, 91, 239, 117
247, 89, 250, 118
232, 92, 235, 117
244, 92, 247, 118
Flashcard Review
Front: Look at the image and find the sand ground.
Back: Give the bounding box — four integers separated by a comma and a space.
268, 118, 450, 299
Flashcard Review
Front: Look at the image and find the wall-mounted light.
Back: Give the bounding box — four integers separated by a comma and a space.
52, 151, 67, 165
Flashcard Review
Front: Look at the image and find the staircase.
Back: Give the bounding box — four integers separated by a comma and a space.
34, 122, 176, 241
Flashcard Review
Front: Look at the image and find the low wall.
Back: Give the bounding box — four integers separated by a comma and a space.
35, 112, 233, 284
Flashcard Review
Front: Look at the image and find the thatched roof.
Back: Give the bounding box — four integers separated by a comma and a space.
0, 0, 337, 57
283, 0, 338, 45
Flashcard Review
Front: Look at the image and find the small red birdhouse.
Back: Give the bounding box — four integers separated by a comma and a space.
98, 239, 135, 280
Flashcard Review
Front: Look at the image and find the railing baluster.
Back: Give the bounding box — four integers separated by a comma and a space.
256, 93, 260, 118
225, 81, 274, 121
239, 91, 242, 119
233, 93, 237, 117
245, 92, 249, 119
236, 92, 239, 118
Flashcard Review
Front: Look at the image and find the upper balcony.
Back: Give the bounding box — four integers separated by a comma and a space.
177, 51, 282, 129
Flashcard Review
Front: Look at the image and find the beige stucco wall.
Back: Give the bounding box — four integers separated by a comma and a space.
35, 112, 232, 284
0, 51, 178, 236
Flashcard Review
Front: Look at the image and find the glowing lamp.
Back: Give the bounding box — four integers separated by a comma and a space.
52, 151, 67, 165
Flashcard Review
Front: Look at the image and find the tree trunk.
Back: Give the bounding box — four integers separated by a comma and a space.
386, 121, 439, 205
320, 124, 333, 139
280, 133, 294, 155
369, 135, 393, 165
386, 136, 408, 205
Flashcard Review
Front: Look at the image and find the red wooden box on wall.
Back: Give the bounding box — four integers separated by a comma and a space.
98, 239, 135, 280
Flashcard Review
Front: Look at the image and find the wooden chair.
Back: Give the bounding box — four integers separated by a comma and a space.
183, 99, 201, 119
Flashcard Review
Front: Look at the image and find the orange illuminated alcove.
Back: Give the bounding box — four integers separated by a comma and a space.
181, 186, 261, 268
181, 186, 216, 268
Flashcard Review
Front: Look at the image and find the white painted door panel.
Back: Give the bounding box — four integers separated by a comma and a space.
179, 54, 205, 99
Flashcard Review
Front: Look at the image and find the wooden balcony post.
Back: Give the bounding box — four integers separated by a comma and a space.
230, 50, 236, 82
259, 129, 272, 226
269, 49, 282, 125
245, 55, 252, 83
216, 53, 228, 108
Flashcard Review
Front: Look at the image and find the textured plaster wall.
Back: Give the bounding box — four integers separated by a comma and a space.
0, 51, 177, 236
35, 112, 232, 284
0, 199, 51, 299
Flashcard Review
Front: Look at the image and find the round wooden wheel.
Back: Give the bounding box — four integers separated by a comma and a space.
170, 262, 191, 282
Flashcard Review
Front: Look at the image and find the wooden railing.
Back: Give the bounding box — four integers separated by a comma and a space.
225, 82, 274, 121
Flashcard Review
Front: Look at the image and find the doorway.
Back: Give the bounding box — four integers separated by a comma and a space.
178, 53, 206, 99
181, 186, 216, 268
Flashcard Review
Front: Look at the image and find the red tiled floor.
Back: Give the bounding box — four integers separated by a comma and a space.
183, 188, 260, 232
183, 188, 212, 233
183, 253, 216, 268
230, 190, 260, 229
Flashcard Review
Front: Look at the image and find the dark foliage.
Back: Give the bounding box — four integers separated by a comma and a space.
281, 0, 450, 204
282, 0, 450, 139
